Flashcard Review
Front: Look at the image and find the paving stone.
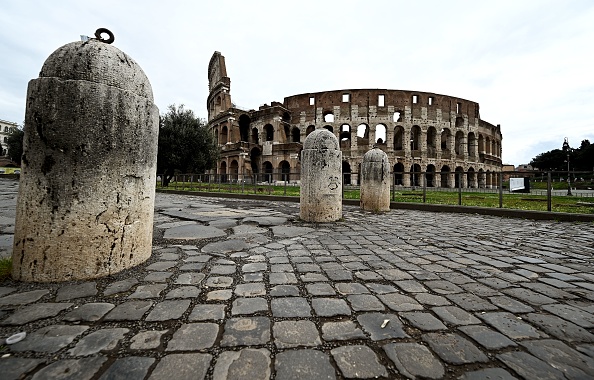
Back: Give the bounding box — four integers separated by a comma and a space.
174, 273, 205, 285
378, 293, 423, 311
347, 294, 385, 311
271, 264, 293, 272
325, 269, 353, 281
502, 287, 556, 305
480, 312, 548, 340
458, 368, 518, 380
127, 284, 167, 299
497, 351, 566, 380
165, 286, 200, 299
0, 357, 44, 379
166, 323, 219, 351
148, 353, 212, 380
221, 317, 270, 347
10, 324, 89, 353
69, 328, 129, 356
524, 313, 594, 342
296, 263, 321, 272
401, 312, 447, 331
232, 297, 268, 315
446, 293, 498, 311
331, 345, 388, 378
422, 332, 489, 364
322, 320, 366, 341
300, 273, 328, 282
130, 330, 168, 350
274, 320, 322, 348
0, 287, 16, 297
243, 215, 288, 226
269, 272, 298, 284
1, 302, 73, 325
357, 312, 410, 340
432, 306, 481, 326
103, 278, 138, 296
520, 339, 594, 379
235, 283, 266, 297
31, 356, 107, 380
55, 282, 97, 301
271, 285, 300, 296
365, 283, 398, 294
383, 342, 445, 379
104, 301, 153, 321
376, 268, 413, 281
335, 282, 369, 295
355, 270, 384, 281
0, 289, 49, 305
205, 276, 234, 288
523, 282, 577, 300
311, 298, 350, 317
164, 223, 226, 240
489, 295, 535, 313
179, 263, 206, 271
207, 289, 233, 301
211, 265, 237, 275
458, 325, 517, 350
62, 303, 115, 322
424, 280, 464, 294
415, 293, 451, 306
143, 271, 173, 282
272, 226, 314, 238
98, 356, 155, 380
275, 349, 336, 380
146, 300, 191, 321
542, 303, 594, 328
213, 348, 271, 380
272, 297, 311, 317
146, 261, 177, 271
243, 272, 264, 282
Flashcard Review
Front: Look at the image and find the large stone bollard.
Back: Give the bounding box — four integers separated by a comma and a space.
300, 129, 342, 222
360, 147, 390, 212
12, 32, 159, 282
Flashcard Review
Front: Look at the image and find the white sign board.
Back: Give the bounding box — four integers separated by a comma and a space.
509, 178, 525, 192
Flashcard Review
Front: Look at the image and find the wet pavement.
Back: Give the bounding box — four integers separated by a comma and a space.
1, 178, 594, 379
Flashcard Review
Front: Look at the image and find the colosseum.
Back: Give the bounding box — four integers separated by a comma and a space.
207, 51, 502, 188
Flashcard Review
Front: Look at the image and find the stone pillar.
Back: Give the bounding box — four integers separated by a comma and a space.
360, 147, 390, 212
12, 34, 159, 282
300, 129, 342, 222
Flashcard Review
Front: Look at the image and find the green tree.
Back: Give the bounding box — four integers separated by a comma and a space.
529, 148, 567, 171
157, 104, 218, 186
6, 126, 24, 165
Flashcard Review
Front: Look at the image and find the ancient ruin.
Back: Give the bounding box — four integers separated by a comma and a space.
207, 51, 502, 187
12, 32, 159, 282
300, 129, 342, 222
360, 147, 391, 212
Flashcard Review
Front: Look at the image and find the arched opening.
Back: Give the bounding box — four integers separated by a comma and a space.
220, 161, 227, 183
306, 125, 315, 136
229, 160, 239, 182
323, 125, 334, 133
393, 163, 404, 185
239, 114, 251, 142
214, 127, 219, 145
440, 165, 450, 187
357, 123, 369, 146
455, 131, 465, 156
340, 124, 351, 149
478, 168, 486, 188
393, 126, 404, 151
467, 132, 476, 158
410, 125, 421, 153
221, 126, 228, 144
279, 161, 290, 182
264, 124, 274, 141
375, 124, 386, 145
426, 164, 436, 187
250, 147, 261, 175
282, 112, 291, 122
323, 112, 334, 123
392, 111, 402, 122
251, 127, 259, 144
478, 134, 485, 153
467, 167, 476, 188
410, 164, 422, 187
485, 137, 491, 155
441, 128, 451, 153
263, 161, 273, 183
455, 116, 464, 128
427, 127, 437, 158
455, 166, 464, 188
284, 125, 290, 142
291, 127, 301, 143
342, 161, 351, 185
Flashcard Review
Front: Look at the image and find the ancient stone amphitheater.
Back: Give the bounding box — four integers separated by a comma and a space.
207, 52, 502, 188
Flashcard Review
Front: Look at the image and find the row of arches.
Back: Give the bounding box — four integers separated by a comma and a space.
218, 158, 296, 182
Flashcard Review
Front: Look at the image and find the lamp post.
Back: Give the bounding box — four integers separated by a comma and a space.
562, 137, 572, 196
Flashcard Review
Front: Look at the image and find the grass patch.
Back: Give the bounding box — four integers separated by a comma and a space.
0, 258, 12, 282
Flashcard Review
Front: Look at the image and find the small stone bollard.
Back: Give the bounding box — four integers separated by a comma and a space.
300, 129, 342, 222
12, 31, 159, 282
360, 147, 390, 212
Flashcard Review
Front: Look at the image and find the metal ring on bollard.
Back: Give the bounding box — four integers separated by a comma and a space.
94, 28, 115, 44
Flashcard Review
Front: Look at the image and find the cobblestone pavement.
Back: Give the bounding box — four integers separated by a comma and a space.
1, 180, 594, 379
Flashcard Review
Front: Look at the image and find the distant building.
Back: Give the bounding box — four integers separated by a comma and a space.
516, 164, 534, 171
0, 119, 19, 158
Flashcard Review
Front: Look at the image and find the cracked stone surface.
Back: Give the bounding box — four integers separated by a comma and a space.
1, 187, 594, 379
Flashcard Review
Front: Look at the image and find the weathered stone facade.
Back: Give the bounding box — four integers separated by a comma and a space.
207, 52, 502, 188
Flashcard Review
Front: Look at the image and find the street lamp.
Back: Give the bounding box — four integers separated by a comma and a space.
562, 137, 572, 196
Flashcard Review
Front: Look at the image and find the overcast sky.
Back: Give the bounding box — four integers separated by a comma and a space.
1, 0, 593, 166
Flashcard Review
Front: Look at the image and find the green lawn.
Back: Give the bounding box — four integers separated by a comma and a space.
158, 182, 594, 214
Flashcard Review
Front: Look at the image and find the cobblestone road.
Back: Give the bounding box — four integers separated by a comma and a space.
1, 180, 594, 379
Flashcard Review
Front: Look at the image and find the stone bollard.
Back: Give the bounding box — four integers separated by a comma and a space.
360, 147, 391, 212
300, 129, 342, 222
12, 31, 159, 282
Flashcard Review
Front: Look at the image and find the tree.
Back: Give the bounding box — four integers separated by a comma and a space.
6, 126, 24, 165
157, 104, 219, 186
529, 148, 567, 171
